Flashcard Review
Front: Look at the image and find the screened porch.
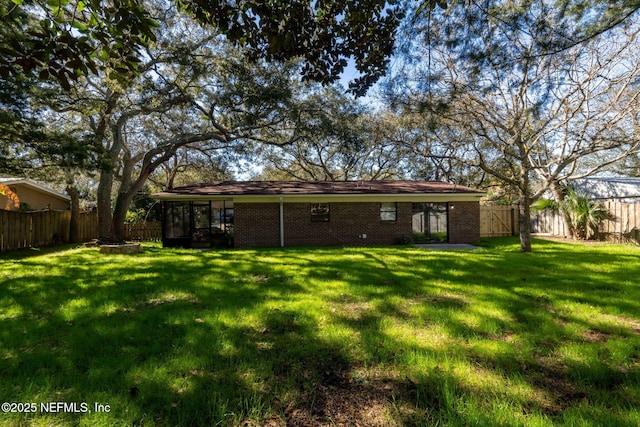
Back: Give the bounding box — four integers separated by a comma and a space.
162, 200, 234, 248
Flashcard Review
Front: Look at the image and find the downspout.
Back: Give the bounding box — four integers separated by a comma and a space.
279, 196, 284, 247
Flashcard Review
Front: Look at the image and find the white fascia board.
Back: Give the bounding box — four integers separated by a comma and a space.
152, 194, 234, 201
1, 178, 71, 201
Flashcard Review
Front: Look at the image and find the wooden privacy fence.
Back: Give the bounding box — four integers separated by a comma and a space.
480, 205, 519, 237
0, 210, 162, 252
124, 222, 162, 241
530, 209, 567, 237
77, 211, 99, 243
602, 202, 640, 243
531, 201, 640, 244
1, 210, 71, 252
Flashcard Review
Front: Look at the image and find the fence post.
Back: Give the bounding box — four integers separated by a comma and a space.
510, 208, 515, 236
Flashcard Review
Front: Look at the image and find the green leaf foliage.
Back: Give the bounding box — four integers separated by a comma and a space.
1, 0, 406, 96
0, 0, 159, 89
560, 186, 616, 240
177, 0, 405, 96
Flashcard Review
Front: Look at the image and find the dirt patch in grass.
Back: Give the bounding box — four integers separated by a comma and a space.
410, 293, 468, 309
607, 315, 640, 336
282, 368, 412, 427
582, 329, 611, 343
331, 301, 373, 317
525, 357, 588, 415
582, 329, 612, 343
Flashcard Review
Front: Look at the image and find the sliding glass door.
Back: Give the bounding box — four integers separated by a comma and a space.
412, 203, 448, 243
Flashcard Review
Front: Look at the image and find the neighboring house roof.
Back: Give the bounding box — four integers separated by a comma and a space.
153, 180, 485, 202
568, 177, 640, 202
0, 177, 70, 202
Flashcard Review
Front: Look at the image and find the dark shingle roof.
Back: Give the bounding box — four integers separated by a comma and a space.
154, 180, 484, 197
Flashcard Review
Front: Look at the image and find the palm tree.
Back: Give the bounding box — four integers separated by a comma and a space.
561, 187, 615, 239
533, 186, 615, 240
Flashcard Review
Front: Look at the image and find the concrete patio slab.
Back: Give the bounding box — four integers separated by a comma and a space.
414, 243, 480, 251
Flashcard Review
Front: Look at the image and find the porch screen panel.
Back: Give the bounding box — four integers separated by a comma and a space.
165, 202, 190, 238
211, 201, 234, 233
192, 203, 210, 230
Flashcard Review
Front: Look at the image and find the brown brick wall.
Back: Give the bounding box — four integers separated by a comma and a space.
234, 201, 481, 247
234, 203, 281, 248
283, 202, 413, 247
448, 201, 481, 244
234, 202, 413, 248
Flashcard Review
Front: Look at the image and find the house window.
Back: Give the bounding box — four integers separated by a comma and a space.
310, 203, 330, 222
380, 202, 397, 221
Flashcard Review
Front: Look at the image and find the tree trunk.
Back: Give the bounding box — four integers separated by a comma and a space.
96, 116, 126, 243
66, 184, 81, 243
518, 194, 532, 252
111, 186, 136, 243
111, 168, 153, 243
97, 170, 117, 243
512, 147, 534, 252
550, 182, 576, 239
111, 201, 127, 243
518, 164, 533, 252
91, 91, 121, 244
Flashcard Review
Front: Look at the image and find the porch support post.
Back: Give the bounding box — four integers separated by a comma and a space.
279, 196, 284, 247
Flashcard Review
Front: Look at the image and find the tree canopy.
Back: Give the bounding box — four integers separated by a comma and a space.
383, 0, 640, 251
1, 0, 405, 95
0, 0, 158, 90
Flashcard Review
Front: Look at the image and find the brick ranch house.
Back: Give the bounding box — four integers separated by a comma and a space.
152, 181, 485, 248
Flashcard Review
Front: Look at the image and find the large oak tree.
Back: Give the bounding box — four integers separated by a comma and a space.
50, 14, 311, 242
386, 1, 640, 251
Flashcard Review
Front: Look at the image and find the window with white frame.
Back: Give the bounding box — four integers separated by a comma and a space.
380, 202, 397, 221
310, 203, 330, 222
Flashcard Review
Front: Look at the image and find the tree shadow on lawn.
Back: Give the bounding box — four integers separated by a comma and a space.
301, 242, 640, 425
0, 241, 639, 426
0, 246, 309, 425
0, 244, 79, 260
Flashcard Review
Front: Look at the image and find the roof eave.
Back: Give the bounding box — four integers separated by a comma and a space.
0, 179, 70, 201
152, 192, 485, 203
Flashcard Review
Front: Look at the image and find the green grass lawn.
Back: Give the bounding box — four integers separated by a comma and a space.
1, 238, 639, 426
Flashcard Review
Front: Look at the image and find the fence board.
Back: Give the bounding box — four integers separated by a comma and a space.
1, 210, 7, 251
480, 205, 518, 237
0, 209, 160, 252
124, 223, 162, 241
531, 201, 640, 244
531, 209, 568, 236
78, 212, 99, 242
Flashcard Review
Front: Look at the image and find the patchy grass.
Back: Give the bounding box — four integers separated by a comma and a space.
0, 238, 639, 426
